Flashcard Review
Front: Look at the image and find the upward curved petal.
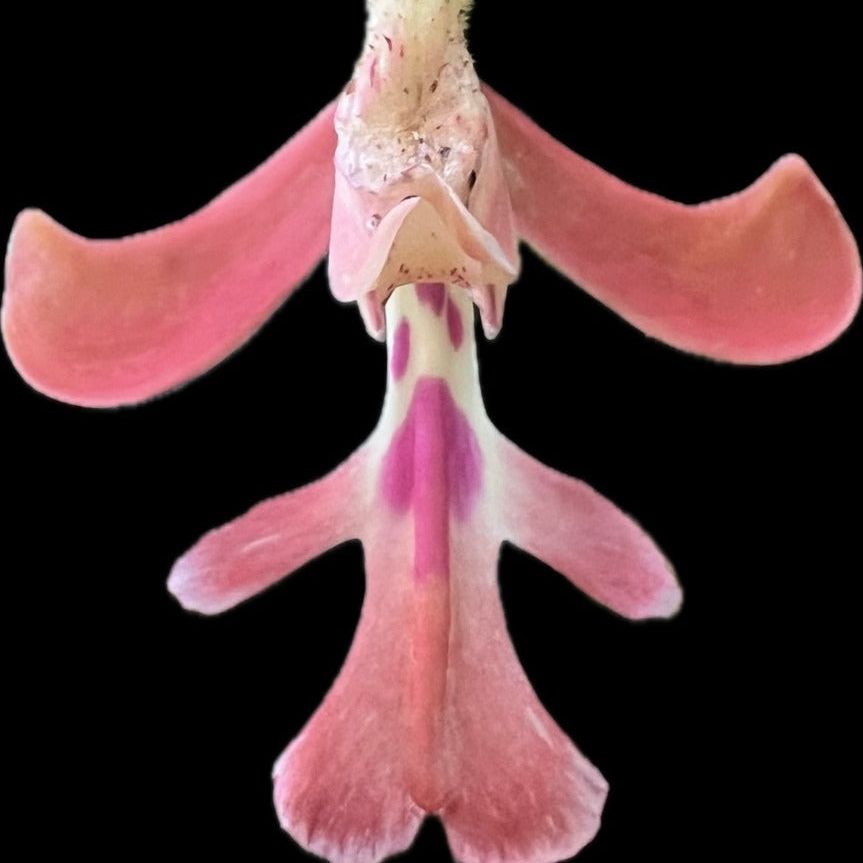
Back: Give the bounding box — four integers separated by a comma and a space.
168, 445, 368, 616
2, 100, 337, 407
485, 85, 861, 364
497, 433, 681, 621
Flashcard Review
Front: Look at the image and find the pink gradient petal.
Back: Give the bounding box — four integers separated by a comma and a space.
273, 516, 607, 863
270, 369, 610, 861
439, 532, 608, 863
168, 447, 366, 615
272, 525, 424, 863
485, 85, 862, 363
498, 434, 681, 620
2, 101, 337, 407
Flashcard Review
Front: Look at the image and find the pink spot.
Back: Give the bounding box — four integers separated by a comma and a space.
446, 300, 464, 350
416, 282, 446, 316
391, 318, 411, 380
380, 377, 484, 582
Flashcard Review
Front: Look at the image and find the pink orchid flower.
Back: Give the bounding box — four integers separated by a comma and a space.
3, 3, 860, 863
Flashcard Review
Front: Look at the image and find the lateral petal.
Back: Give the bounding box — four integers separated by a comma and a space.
498, 434, 681, 621
168, 446, 366, 615
485, 85, 861, 363
3, 100, 337, 407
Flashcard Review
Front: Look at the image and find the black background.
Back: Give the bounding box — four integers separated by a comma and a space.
4, 4, 860, 861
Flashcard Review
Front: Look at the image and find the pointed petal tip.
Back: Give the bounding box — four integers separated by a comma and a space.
749, 151, 862, 362
2, 207, 94, 406
358, 292, 387, 341
780, 152, 863, 344
480, 319, 501, 340
6, 206, 49, 251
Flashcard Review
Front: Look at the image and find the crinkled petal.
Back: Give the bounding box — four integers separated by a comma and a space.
2, 101, 337, 407
485, 85, 861, 363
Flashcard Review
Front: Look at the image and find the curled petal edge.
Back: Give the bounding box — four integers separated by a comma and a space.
2, 100, 338, 407
485, 84, 861, 364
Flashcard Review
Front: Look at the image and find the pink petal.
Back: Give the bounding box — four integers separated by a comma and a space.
272, 351, 608, 862
272, 526, 425, 863
168, 447, 365, 615
439, 532, 609, 863
2, 101, 337, 407
485, 85, 861, 364
498, 434, 681, 621
272, 517, 607, 863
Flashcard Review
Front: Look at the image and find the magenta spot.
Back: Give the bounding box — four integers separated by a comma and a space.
380, 377, 484, 582
416, 282, 446, 316
391, 318, 410, 380
446, 300, 464, 350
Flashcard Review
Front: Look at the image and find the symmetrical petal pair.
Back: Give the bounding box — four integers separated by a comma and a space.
3, 1, 859, 861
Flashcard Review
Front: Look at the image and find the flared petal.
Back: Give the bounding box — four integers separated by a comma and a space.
497, 434, 681, 620
439, 529, 608, 863
272, 522, 424, 863
272, 349, 610, 862
168, 446, 366, 615
2, 100, 338, 407
485, 85, 861, 363
273, 490, 606, 863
